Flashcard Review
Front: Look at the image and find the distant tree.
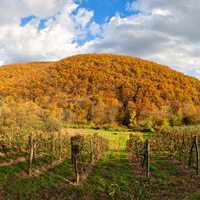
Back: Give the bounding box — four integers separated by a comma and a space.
63, 109, 75, 127
169, 115, 180, 127
45, 115, 61, 131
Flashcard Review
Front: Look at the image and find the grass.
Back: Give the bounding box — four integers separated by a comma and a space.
149, 154, 200, 199
60, 151, 150, 199
69, 124, 133, 132
0, 128, 149, 199
151, 154, 181, 176
0, 150, 146, 199
150, 162, 167, 179
1, 158, 74, 199
88, 129, 144, 151
85, 151, 135, 199
1, 128, 200, 199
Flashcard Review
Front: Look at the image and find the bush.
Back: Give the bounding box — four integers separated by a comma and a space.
154, 118, 169, 127
137, 120, 155, 132
169, 115, 179, 127
89, 121, 96, 129
154, 126, 162, 133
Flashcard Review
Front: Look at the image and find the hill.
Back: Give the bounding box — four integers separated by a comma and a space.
0, 54, 200, 129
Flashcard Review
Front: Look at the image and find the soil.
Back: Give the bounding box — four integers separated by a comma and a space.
0, 153, 47, 167
61, 153, 104, 187
17, 156, 70, 178
0, 156, 29, 167
60, 128, 89, 137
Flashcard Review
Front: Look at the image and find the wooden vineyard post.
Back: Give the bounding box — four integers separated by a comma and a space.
29, 133, 34, 176
1, 144, 9, 159
71, 137, 74, 164
75, 137, 80, 183
59, 132, 61, 161
146, 139, 150, 180
71, 136, 80, 183
90, 135, 93, 161
194, 136, 199, 175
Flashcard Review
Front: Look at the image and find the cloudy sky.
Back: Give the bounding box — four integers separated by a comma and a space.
0, 0, 200, 78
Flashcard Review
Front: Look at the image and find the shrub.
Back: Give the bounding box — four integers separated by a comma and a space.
138, 120, 155, 132
169, 115, 179, 127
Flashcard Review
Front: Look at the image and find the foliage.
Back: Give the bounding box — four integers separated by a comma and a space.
169, 115, 180, 127
151, 126, 200, 167
0, 127, 71, 162
0, 54, 200, 127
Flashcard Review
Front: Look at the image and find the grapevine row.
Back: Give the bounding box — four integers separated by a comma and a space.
0, 127, 109, 181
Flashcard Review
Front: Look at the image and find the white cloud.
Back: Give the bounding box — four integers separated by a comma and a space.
125, 1, 131, 11
0, 0, 93, 64
89, 21, 102, 36
152, 9, 171, 16
0, 0, 75, 25
80, 0, 200, 74
74, 8, 94, 28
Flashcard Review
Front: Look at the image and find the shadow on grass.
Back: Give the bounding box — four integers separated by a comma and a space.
1, 158, 74, 199
63, 151, 151, 200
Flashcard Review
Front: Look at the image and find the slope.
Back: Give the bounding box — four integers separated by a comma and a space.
0, 54, 200, 126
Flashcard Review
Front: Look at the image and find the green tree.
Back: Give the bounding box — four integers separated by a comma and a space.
169, 115, 179, 127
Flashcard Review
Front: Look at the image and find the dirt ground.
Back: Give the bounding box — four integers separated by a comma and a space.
60, 128, 89, 137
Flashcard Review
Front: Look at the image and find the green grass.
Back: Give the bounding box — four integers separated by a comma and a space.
69, 124, 133, 132
0, 129, 154, 199
0, 145, 150, 199
61, 150, 151, 199
89, 129, 144, 151
1, 128, 199, 199
150, 162, 167, 179
1, 158, 74, 199
86, 151, 134, 199
0, 156, 7, 161
151, 154, 181, 176
149, 154, 199, 199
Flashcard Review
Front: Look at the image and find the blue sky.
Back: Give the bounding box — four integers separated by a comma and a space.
20, 0, 135, 46
21, 16, 48, 30
78, 0, 138, 24
0, 0, 200, 79
19, 1, 129, 30
74, 0, 128, 45
79, 0, 125, 24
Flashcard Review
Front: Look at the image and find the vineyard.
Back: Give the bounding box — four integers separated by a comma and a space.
126, 126, 200, 199
127, 127, 200, 176
0, 127, 109, 181
151, 128, 200, 172
1, 126, 200, 199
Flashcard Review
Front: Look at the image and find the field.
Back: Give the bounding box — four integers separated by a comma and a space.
0, 128, 200, 199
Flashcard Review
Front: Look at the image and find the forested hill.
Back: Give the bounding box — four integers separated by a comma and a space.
0, 54, 200, 127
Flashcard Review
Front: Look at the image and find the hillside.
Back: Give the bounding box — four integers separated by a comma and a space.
0, 54, 200, 128
0, 61, 55, 97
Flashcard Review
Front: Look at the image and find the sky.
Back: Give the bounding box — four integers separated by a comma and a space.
0, 0, 200, 78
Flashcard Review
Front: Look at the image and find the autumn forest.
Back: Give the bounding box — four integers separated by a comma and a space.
1, 53, 200, 132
